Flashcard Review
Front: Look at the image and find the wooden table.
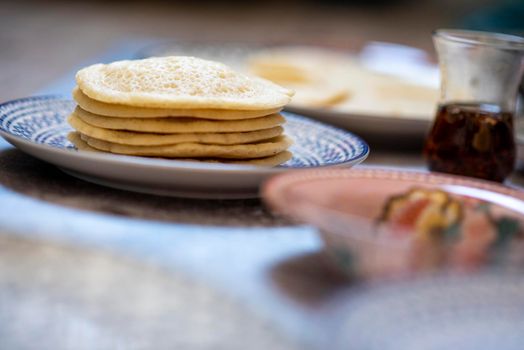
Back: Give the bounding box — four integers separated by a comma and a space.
1, 3, 523, 348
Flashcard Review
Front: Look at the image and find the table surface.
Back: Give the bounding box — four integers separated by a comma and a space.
1, 3, 523, 349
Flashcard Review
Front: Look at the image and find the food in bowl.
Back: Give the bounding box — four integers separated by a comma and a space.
262, 168, 524, 280
377, 188, 524, 271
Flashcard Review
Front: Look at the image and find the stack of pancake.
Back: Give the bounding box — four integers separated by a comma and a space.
68, 56, 294, 166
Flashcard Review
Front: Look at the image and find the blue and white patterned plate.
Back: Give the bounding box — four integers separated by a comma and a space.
0, 96, 369, 198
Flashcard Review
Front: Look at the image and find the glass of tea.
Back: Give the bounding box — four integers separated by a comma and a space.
424, 30, 524, 182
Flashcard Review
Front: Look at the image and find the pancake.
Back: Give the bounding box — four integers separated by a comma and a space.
80, 133, 293, 159
333, 77, 439, 119
68, 114, 284, 146
73, 107, 285, 134
76, 56, 294, 110
248, 46, 349, 84
250, 46, 438, 117
67, 132, 98, 152
287, 83, 349, 108
249, 47, 351, 108
68, 132, 292, 167
73, 87, 282, 120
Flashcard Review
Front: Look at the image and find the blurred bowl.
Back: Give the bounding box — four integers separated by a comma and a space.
263, 168, 524, 280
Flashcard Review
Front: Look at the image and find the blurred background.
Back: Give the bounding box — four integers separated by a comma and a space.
1, 0, 523, 101
1, 2, 524, 349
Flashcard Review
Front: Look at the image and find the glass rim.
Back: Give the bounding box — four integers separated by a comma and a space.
433, 29, 524, 51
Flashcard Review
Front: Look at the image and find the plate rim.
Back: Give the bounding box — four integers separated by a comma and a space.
263, 167, 524, 218
286, 104, 433, 128
136, 39, 436, 133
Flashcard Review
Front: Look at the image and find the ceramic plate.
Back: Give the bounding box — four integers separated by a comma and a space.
0, 96, 369, 199
263, 168, 524, 278
138, 40, 437, 145
286, 106, 431, 145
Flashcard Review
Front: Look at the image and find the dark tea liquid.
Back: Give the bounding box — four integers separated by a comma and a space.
424, 103, 515, 182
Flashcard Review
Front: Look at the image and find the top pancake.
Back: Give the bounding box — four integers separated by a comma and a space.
76, 56, 294, 110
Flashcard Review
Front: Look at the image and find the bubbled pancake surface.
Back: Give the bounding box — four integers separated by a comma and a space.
76, 56, 294, 110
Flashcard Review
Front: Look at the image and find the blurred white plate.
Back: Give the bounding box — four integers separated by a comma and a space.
287, 42, 438, 143
287, 105, 431, 144
138, 41, 438, 145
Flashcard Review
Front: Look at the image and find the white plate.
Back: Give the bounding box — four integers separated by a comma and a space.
286, 105, 431, 145
138, 40, 437, 145
0, 96, 369, 199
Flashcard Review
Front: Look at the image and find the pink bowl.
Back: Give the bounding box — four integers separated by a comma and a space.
263, 168, 524, 279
